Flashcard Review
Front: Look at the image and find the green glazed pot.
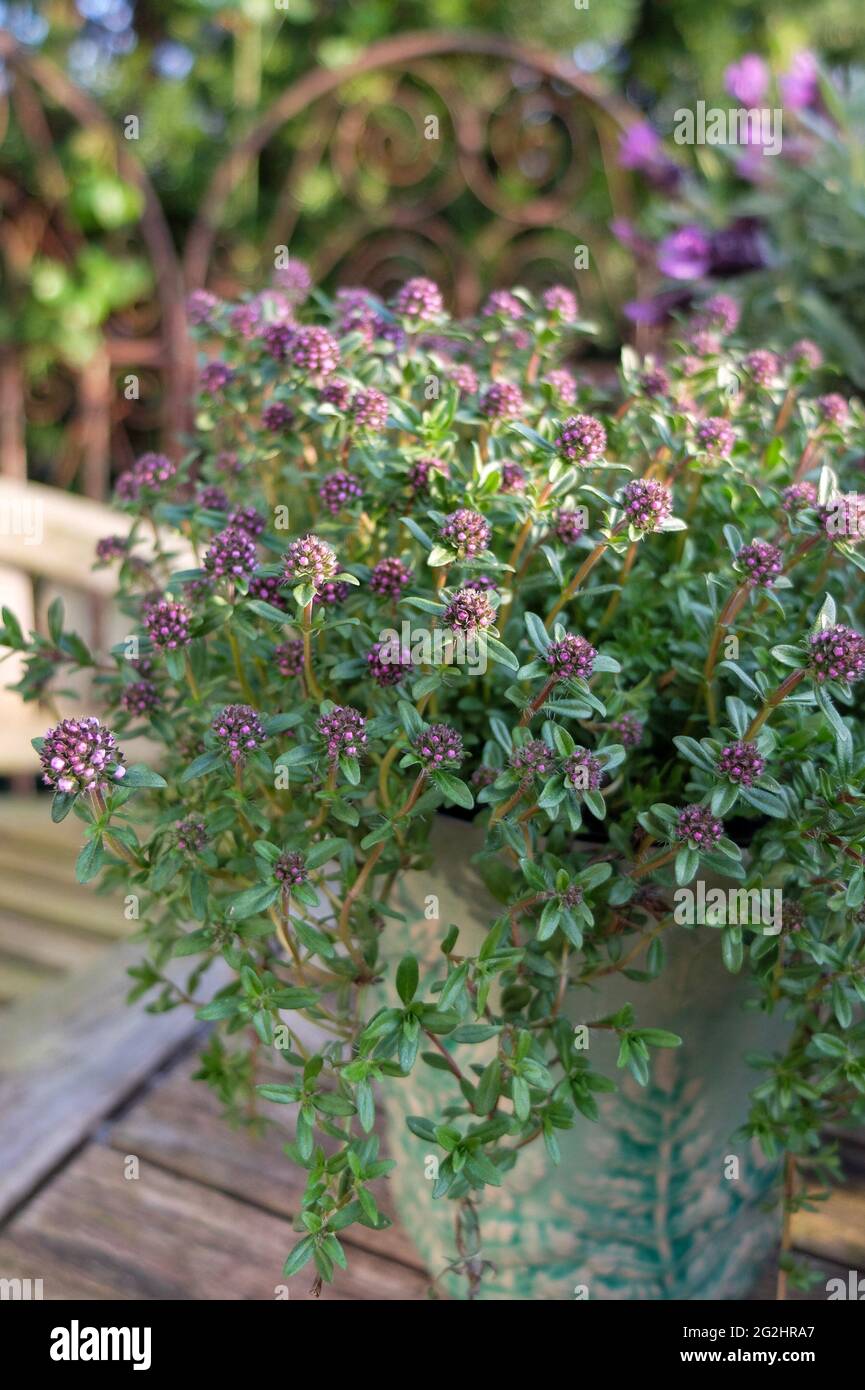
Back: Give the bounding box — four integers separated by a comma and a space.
374, 816, 783, 1301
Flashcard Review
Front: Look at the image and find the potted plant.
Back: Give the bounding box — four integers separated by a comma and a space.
6, 271, 865, 1300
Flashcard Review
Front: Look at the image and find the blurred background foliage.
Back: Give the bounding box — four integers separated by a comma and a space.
2, 0, 865, 486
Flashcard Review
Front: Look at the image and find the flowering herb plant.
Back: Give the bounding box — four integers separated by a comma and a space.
5, 268, 865, 1296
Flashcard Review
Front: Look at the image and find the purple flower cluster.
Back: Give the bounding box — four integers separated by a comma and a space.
335, 287, 379, 342
283, 534, 338, 588
186, 289, 219, 325
314, 581, 351, 606
500, 462, 526, 494
320, 378, 351, 409
818, 393, 849, 427
96, 535, 128, 563
449, 363, 478, 397
262, 402, 295, 433
367, 641, 413, 688
546, 633, 597, 682
675, 804, 724, 850
482, 290, 524, 321
145, 597, 192, 651
480, 381, 524, 420
393, 277, 443, 321
204, 527, 259, 582
439, 509, 491, 559
121, 680, 159, 717
350, 388, 390, 432
808, 625, 865, 684
696, 417, 736, 458
555, 414, 607, 464
786, 340, 823, 370
640, 367, 670, 398
782, 481, 817, 513
197, 485, 230, 513
115, 452, 176, 502
175, 815, 208, 855
274, 639, 305, 677
412, 723, 464, 771
40, 717, 126, 795
317, 705, 368, 761
319, 471, 363, 515
744, 350, 780, 387
716, 740, 765, 787
228, 506, 266, 538
370, 556, 412, 598
247, 574, 289, 610
212, 704, 267, 763
542, 285, 578, 321
736, 539, 783, 587
553, 510, 585, 546
562, 748, 603, 793
609, 713, 644, 748
442, 587, 496, 634
290, 326, 340, 379
200, 361, 234, 396
544, 369, 577, 405
621, 479, 673, 533
693, 294, 741, 337
510, 739, 554, 783
273, 258, 312, 304
275, 851, 308, 885
409, 456, 450, 495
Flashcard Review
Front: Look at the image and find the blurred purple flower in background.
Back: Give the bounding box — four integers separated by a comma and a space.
724, 55, 770, 108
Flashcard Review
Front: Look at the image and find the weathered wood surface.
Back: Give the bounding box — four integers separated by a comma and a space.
0, 1145, 428, 1301
0, 944, 224, 1220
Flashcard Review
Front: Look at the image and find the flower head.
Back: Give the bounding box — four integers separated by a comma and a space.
782, 481, 817, 513
442, 587, 496, 635
693, 294, 741, 337
290, 325, 340, 380
96, 535, 128, 563
817, 393, 849, 427
562, 748, 603, 793
228, 506, 266, 539
319, 471, 363, 515
736, 539, 783, 587
115, 451, 176, 502
145, 597, 192, 650
262, 402, 295, 433
370, 556, 412, 598
609, 713, 644, 747
542, 285, 578, 321
412, 723, 464, 771
317, 705, 368, 761
640, 366, 670, 398
744, 349, 780, 387
449, 363, 478, 397
716, 740, 765, 786
546, 633, 596, 682
657, 226, 712, 280
273, 258, 312, 304
283, 534, 338, 589
409, 456, 450, 495
197, 485, 230, 513
350, 388, 389, 432
204, 527, 259, 583
724, 55, 769, 107
367, 641, 413, 687
275, 850, 308, 885
510, 739, 554, 783
808, 624, 865, 684
500, 462, 526, 494
553, 509, 585, 546
696, 417, 736, 459
275, 638, 304, 677
675, 804, 724, 850
320, 378, 351, 410
186, 290, 219, 326
121, 680, 160, 717
40, 717, 126, 795
393, 277, 444, 322
544, 369, 577, 405
439, 509, 491, 559
247, 573, 290, 610
482, 289, 524, 321
555, 414, 607, 464
212, 704, 266, 763
621, 478, 673, 533
200, 361, 234, 396
480, 381, 524, 420
175, 816, 208, 855
786, 339, 823, 371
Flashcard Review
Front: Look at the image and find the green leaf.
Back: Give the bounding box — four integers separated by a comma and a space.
282, 1236, 315, 1277
475, 1058, 501, 1114
180, 751, 221, 783
431, 770, 474, 809
228, 883, 280, 920
338, 754, 361, 785
75, 836, 104, 884
122, 763, 168, 789
51, 792, 75, 823
675, 848, 699, 885
396, 954, 419, 1005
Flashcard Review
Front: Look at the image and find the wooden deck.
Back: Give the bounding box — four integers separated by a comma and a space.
0, 945, 861, 1299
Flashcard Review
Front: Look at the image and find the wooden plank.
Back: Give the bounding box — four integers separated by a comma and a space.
0, 943, 226, 1220
0, 875, 128, 937
107, 1057, 426, 1272
0, 1144, 427, 1301
0, 952, 57, 1003
791, 1182, 865, 1268
0, 911, 106, 975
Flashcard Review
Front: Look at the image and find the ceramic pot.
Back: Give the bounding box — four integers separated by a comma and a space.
374, 815, 784, 1300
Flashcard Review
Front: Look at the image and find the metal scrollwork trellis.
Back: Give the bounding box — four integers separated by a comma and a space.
0, 28, 642, 497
